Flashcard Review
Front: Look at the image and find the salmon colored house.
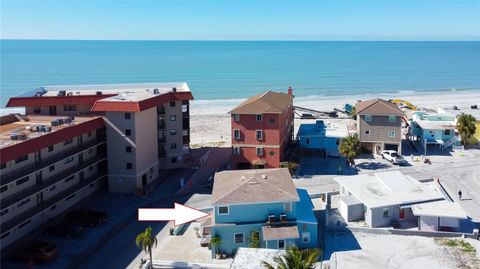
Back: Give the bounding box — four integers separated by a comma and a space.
229, 88, 294, 169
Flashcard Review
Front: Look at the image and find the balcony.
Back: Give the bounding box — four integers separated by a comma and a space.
1, 138, 106, 185
1, 171, 107, 232
1, 155, 107, 209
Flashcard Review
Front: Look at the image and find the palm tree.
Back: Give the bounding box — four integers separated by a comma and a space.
457, 114, 477, 145
262, 245, 321, 269
135, 226, 158, 269
338, 135, 361, 166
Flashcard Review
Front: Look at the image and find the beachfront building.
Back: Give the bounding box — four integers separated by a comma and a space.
206, 168, 317, 257
408, 109, 461, 150
355, 99, 404, 155
297, 120, 348, 157
0, 83, 193, 251
229, 89, 294, 169
334, 171, 468, 231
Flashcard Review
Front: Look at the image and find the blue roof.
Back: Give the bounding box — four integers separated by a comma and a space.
297, 120, 326, 137
295, 189, 317, 224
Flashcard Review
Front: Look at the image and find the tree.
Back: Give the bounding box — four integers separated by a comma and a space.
135, 226, 158, 269
351, 106, 357, 119
249, 231, 260, 248
210, 235, 222, 257
338, 135, 361, 166
262, 245, 321, 269
457, 114, 477, 145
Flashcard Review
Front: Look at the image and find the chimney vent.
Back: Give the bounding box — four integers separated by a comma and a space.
288, 86, 293, 96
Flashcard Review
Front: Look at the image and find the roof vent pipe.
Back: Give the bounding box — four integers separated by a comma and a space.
261, 175, 267, 179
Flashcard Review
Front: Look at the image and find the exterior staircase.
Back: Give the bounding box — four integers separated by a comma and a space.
443, 135, 459, 150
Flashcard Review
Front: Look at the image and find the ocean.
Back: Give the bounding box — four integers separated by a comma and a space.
1, 40, 479, 107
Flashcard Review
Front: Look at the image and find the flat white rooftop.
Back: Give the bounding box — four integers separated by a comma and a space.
335, 171, 444, 209
18, 82, 190, 102
412, 200, 468, 219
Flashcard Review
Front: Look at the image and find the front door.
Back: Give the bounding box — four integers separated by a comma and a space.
49, 106, 57, 115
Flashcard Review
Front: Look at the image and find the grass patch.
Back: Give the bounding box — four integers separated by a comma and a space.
435, 238, 477, 254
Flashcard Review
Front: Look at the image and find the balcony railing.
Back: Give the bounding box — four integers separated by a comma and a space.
1, 138, 106, 185
1, 155, 107, 209
1, 172, 107, 233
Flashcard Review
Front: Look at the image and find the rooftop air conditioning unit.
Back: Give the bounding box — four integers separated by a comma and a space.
172, 87, 177, 92
267, 214, 276, 224
51, 120, 59, 127
153, 88, 160, 94
17, 133, 28, 140
67, 92, 73, 96
35, 92, 43, 97
10, 133, 18, 140
96, 91, 103, 95
58, 90, 66, 96
280, 213, 287, 223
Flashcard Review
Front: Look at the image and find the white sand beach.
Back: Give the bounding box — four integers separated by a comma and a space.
189, 89, 480, 148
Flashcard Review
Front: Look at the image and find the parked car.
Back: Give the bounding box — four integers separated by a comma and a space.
381, 150, 406, 165
66, 208, 107, 227
11, 241, 58, 263
45, 221, 84, 238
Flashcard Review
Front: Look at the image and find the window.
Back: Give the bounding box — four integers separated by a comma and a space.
302, 232, 311, 243
278, 240, 285, 249
63, 105, 77, 112
64, 138, 73, 145
124, 112, 131, 119
170, 129, 177, 136
33, 107, 41, 114
170, 115, 176, 121
126, 163, 133, 170
64, 156, 74, 164
388, 130, 395, 138
365, 130, 370, 135
65, 175, 75, 183
218, 206, 229, 215
445, 129, 451, 135
48, 145, 54, 152
17, 198, 30, 207
49, 165, 55, 172
284, 202, 292, 212
233, 146, 241, 155
16, 177, 29, 186
382, 208, 389, 218
256, 147, 263, 156
233, 114, 240, 122
126, 146, 132, 153
171, 143, 177, 150
170, 101, 176, 107
0, 185, 7, 193
256, 114, 262, 121
365, 114, 372, 121
234, 233, 244, 243
15, 155, 28, 164
256, 130, 263, 140
336, 138, 340, 145
234, 129, 241, 140
305, 138, 311, 145
171, 157, 177, 163
1, 209, 8, 216
388, 115, 396, 122
125, 129, 132, 136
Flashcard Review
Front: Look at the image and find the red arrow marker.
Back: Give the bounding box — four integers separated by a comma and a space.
138, 203, 210, 226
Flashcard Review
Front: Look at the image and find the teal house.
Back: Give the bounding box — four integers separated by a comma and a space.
206, 168, 318, 257
408, 110, 461, 150
297, 120, 348, 157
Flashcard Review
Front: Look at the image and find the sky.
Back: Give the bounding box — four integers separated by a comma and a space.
1, 0, 479, 41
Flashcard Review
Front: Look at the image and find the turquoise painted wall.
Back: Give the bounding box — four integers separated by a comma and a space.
299, 136, 341, 154
214, 202, 297, 224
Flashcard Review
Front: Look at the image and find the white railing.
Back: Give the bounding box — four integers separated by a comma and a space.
443, 135, 459, 150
